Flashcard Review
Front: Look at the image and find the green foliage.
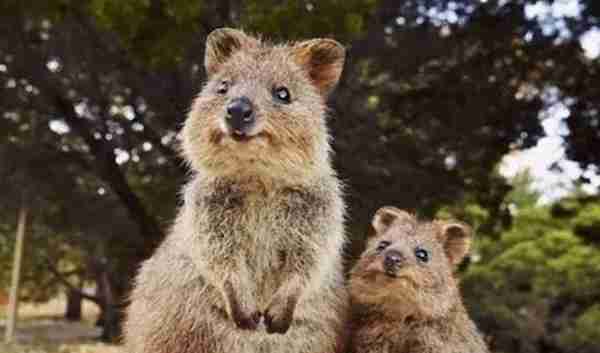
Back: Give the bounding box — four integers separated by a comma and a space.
572, 203, 600, 242
1, 0, 600, 346
90, 0, 204, 66
559, 304, 600, 351
84, 0, 377, 66
91, 0, 152, 38
459, 177, 600, 353
243, 0, 376, 41
503, 171, 542, 209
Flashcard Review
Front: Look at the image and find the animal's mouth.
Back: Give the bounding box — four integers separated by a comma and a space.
362, 258, 399, 279
228, 131, 271, 144
384, 268, 398, 278
230, 132, 254, 143
391, 275, 419, 291
210, 129, 263, 145
364, 261, 415, 284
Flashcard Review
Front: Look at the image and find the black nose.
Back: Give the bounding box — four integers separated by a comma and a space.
226, 96, 255, 134
383, 250, 405, 273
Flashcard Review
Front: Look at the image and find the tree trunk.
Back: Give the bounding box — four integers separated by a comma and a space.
4, 202, 28, 344
65, 288, 83, 321
99, 269, 119, 341
94, 276, 105, 328
90, 258, 123, 342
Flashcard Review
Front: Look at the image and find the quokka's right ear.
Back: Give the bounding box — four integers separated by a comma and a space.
204, 28, 259, 77
371, 206, 414, 236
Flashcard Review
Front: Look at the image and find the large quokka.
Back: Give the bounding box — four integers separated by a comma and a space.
123, 28, 348, 353
348, 207, 489, 353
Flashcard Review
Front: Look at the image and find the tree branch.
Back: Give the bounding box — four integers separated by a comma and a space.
53, 93, 164, 255
45, 259, 100, 304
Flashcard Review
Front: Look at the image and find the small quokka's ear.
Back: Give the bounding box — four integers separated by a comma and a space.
438, 222, 473, 266
205, 28, 258, 77
371, 206, 413, 236
291, 39, 346, 96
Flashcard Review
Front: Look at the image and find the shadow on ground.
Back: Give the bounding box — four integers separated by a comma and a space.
0, 297, 121, 352
0, 317, 102, 343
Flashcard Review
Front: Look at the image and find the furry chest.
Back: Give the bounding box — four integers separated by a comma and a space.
197, 185, 328, 288
199, 185, 327, 244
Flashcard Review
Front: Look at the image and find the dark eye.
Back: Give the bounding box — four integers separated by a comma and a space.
376, 241, 391, 253
414, 247, 429, 263
217, 81, 229, 94
273, 86, 291, 103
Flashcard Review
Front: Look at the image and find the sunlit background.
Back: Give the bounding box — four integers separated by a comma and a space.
501, 0, 600, 203
1, 1, 599, 352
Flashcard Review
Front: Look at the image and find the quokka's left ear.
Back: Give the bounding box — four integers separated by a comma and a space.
437, 222, 473, 266
291, 39, 346, 96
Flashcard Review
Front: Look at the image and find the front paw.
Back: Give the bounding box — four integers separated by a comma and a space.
264, 295, 298, 334
231, 303, 261, 330
224, 282, 261, 330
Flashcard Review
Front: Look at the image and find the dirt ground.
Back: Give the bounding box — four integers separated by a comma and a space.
0, 295, 121, 353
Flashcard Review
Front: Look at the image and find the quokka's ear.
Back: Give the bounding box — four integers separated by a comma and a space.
371, 206, 414, 236
291, 39, 346, 96
437, 222, 473, 266
204, 28, 259, 77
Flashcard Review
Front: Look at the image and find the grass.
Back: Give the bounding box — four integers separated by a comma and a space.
0, 295, 121, 353
0, 342, 121, 353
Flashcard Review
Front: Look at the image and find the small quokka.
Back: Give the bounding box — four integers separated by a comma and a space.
348, 207, 489, 353
123, 28, 348, 353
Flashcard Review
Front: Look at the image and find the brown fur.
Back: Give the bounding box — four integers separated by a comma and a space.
123, 28, 348, 353
348, 207, 489, 353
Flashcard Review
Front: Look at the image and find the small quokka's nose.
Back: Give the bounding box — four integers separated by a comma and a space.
383, 250, 405, 272
226, 96, 255, 135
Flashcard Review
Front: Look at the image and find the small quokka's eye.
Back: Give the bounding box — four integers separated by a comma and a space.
273, 86, 291, 103
217, 81, 229, 94
376, 241, 391, 253
414, 247, 429, 263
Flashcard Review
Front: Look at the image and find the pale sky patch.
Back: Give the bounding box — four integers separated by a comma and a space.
500, 102, 600, 204
501, 1, 600, 202
46, 59, 61, 72
525, 0, 583, 20
114, 148, 130, 165
49, 119, 70, 135
581, 27, 600, 59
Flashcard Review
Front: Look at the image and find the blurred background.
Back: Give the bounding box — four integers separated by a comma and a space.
1, 0, 599, 352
